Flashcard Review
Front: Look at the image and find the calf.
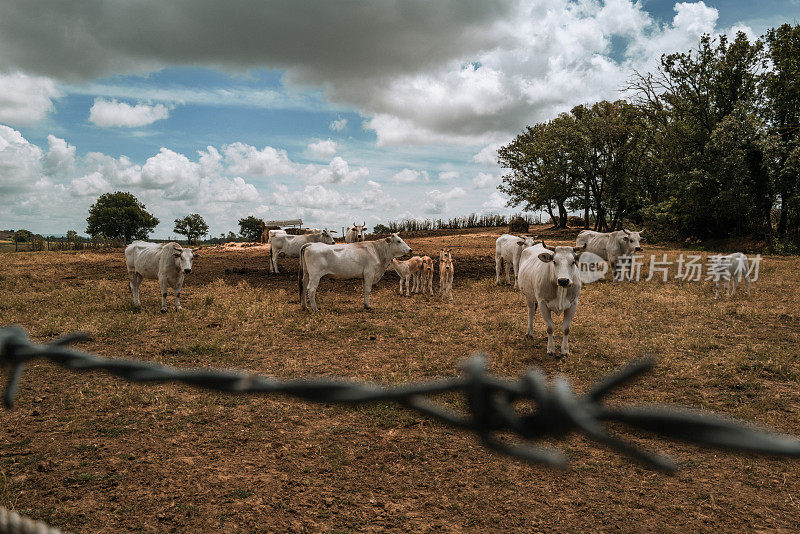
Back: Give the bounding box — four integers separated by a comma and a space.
418, 256, 435, 295
517, 241, 586, 358
710, 252, 752, 299
299, 233, 412, 311
439, 255, 454, 300
125, 241, 199, 312
576, 228, 643, 280
495, 234, 539, 288
389, 256, 423, 296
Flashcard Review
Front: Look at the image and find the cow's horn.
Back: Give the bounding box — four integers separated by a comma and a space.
542, 240, 556, 252
623, 228, 631, 235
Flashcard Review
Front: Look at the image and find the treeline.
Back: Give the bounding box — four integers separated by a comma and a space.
499, 25, 800, 247
374, 213, 540, 234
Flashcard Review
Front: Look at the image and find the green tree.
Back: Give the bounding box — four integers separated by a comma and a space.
173, 213, 209, 245
85, 192, 159, 243
498, 116, 578, 228
237, 216, 264, 242
13, 229, 33, 243
766, 23, 800, 238
66, 230, 78, 242
630, 31, 769, 238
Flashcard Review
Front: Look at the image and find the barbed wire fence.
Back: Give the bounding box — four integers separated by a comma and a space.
2, 324, 800, 533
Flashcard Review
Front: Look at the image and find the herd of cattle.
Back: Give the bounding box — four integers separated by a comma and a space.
124, 225, 754, 358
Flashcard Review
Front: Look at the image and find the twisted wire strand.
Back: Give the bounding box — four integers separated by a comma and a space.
2, 324, 800, 474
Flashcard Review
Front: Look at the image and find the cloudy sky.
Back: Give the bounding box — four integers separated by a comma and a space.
1, 1, 798, 238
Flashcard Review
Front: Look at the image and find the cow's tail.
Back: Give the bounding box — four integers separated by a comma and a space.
298, 243, 310, 303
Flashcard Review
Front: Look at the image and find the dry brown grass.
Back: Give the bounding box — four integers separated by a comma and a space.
0, 226, 799, 532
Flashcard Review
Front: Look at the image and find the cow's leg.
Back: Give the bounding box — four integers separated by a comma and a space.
174, 278, 183, 311
363, 275, 374, 309
730, 276, 738, 297
495, 254, 502, 285
560, 301, 578, 358
428, 274, 434, 295
512, 257, 521, 289
525, 297, 538, 338
158, 276, 169, 313
306, 274, 322, 311
610, 255, 619, 282
129, 272, 142, 307
539, 304, 556, 356
270, 247, 279, 273
505, 259, 512, 285
745, 275, 751, 296
714, 279, 721, 299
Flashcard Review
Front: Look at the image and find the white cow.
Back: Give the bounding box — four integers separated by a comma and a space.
709, 252, 752, 299
576, 228, 643, 280
269, 230, 335, 273
264, 229, 287, 244
517, 242, 586, 358
125, 241, 199, 312
299, 233, 412, 311
495, 234, 539, 288
345, 222, 367, 243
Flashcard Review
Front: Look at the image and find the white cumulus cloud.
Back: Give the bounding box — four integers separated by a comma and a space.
329, 118, 347, 131
392, 168, 429, 183
307, 139, 337, 159
89, 98, 170, 128
0, 72, 60, 126
424, 187, 466, 214
472, 172, 498, 189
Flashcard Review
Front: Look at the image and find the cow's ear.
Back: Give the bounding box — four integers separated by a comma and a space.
538, 252, 554, 263
173, 252, 181, 258
517, 240, 525, 246
385, 237, 391, 243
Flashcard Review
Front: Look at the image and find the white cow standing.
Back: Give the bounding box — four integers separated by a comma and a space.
299, 233, 412, 311
710, 252, 752, 299
345, 222, 367, 243
269, 230, 336, 273
575, 228, 643, 280
517, 242, 586, 358
495, 234, 539, 288
125, 241, 199, 312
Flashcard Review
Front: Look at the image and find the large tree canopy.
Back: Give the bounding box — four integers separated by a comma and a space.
85, 191, 159, 243
498, 27, 800, 245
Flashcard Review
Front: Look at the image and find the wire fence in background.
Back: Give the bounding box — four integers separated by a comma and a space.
2, 324, 800, 531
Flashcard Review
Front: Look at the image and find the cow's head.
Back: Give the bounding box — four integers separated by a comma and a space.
351, 221, 367, 242
439, 248, 452, 261
517, 236, 539, 248
385, 233, 412, 256
537, 242, 586, 287
172, 245, 197, 274
620, 229, 643, 253
321, 229, 336, 245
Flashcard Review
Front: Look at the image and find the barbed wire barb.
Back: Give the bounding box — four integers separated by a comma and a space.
3, 324, 800, 474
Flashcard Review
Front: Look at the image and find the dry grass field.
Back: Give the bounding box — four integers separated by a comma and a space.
1, 226, 799, 532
